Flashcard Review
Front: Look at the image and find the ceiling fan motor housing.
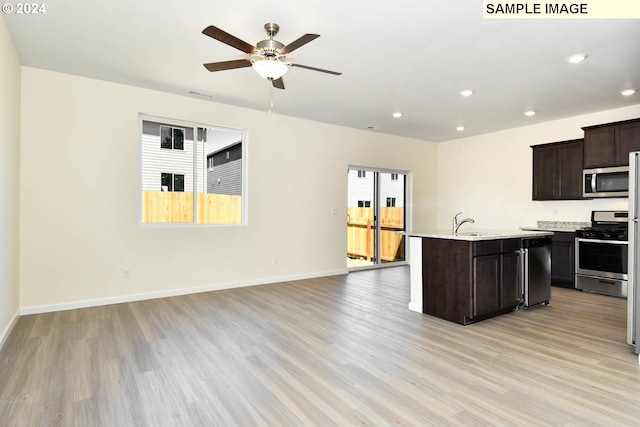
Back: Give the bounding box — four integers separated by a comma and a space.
263, 23, 280, 37
256, 39, 284, 56
256, 23, 284, 58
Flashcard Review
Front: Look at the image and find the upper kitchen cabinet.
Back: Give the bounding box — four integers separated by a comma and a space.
532, 139, 584, 200
583, 118, 640, 168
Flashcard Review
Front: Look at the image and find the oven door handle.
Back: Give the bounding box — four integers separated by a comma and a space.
576, 238, 628, 245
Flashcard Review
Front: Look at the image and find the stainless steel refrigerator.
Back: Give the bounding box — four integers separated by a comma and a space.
628, 151, 640, 355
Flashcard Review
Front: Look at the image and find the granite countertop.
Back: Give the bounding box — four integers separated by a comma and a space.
520, 220, 590, 232
405, 229, 554, 241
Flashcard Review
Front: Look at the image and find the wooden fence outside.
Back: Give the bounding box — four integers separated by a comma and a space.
142, 195, 402, 260
142, 191, 242, 224
347, 207, 405, 262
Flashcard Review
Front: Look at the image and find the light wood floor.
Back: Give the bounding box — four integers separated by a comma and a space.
1, 266, 640, 426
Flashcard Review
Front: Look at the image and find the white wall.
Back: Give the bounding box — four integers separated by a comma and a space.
0, 16, 21, 346
436, 105, 640, 230
19, 67, 438, 311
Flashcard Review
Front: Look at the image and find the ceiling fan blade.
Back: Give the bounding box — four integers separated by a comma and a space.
290, 63, 342, 76
272, 77, 285, 90
280, 34, 320, 54
202, 25, 256, 54
203, 59, 253, 72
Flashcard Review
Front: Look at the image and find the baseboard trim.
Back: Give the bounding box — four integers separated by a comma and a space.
0, 308, 20, 351
20, 269, 349, 315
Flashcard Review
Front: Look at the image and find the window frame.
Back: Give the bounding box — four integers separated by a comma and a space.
160, 125, 186, 151
139, 114, 248, 228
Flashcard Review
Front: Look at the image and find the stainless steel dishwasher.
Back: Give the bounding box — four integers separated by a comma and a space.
521, 237, 552, 306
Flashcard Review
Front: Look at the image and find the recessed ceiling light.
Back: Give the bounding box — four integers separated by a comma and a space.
392, 112, 403, 118
621, 89, 637, 96
456, 126, 465, 131
524, 110, 536, 117
459, 89, 474, 97
566, 54, 587, 64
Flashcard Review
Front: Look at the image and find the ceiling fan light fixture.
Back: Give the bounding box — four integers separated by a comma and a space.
252, 58, 288, 80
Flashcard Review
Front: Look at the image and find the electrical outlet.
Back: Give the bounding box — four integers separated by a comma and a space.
274, 257, 279, 265
123, 269, 130, 279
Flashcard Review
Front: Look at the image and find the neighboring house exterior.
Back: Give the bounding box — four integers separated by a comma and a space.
347, 169, 405, 207
207, 141, 242, 196
141, 120, 206, 193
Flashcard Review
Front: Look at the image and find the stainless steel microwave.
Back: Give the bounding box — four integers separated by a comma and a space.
583, 166, 629, 198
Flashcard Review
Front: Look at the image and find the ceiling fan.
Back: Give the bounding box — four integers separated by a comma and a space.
202, 23, 342, 90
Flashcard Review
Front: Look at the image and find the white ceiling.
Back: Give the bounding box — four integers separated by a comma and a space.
4, 1, 640, 141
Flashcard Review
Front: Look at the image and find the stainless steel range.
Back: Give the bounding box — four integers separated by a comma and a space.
575, 211, 629, 298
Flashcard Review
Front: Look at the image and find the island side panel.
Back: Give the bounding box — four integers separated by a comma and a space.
421, 238, 472, 325
408, 237, 423, 312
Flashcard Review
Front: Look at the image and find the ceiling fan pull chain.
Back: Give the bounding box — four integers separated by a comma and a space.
268, 87, 274, 114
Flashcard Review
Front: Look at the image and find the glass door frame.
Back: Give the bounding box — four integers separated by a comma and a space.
347, 166, 410, 271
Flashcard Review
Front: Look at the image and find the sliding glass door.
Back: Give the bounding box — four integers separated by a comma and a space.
347, 168, 406, 268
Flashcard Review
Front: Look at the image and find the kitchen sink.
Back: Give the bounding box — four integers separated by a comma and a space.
456, 231, 488, 236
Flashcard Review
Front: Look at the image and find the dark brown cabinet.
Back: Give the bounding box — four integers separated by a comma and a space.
583, 118, 640, 168
550, 231, 575, 288
422, 238, 522, 325
472, 242, 522, 318
473, 254, 501, 317
532, 144, 557, 200
532, 139, 584, 200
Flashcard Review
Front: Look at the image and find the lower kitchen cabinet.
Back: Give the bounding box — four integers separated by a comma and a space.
473, 254, 501, 317
550, 231, 575, 288
472, 240, 522, 318
422, 237, 522, 325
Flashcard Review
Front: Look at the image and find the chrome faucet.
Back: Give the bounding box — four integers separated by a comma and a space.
453, 211, 475, 234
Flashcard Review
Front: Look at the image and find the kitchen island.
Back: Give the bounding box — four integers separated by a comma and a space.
407, 229, 553, 325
